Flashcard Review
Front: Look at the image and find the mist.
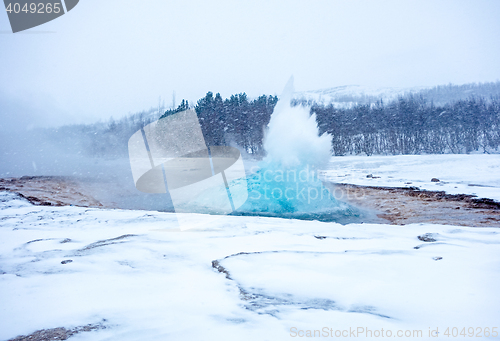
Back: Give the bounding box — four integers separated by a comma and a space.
1, 0, 500, 127
0, 104, 174, 211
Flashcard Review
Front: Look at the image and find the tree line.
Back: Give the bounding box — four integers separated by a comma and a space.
311, 95, 500, 155
195, 92, 278, 155
196, 91, 500, 156
42, 90, 500, 158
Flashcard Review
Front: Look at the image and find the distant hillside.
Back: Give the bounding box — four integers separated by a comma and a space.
293, 85, 426, 107
415, 82, 500, 106
293, 81, 500, 107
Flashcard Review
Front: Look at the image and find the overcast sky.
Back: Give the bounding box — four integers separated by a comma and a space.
1, 0, 500, 128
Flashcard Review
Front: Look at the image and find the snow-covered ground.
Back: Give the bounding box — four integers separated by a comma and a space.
322, 154, 500, 202
1, 190, 499, 340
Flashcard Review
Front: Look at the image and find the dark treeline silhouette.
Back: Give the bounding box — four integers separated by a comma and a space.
42, 93, 279, 158
194, 91, 500, 156
195, 92, 278, 155
312, 95, 500, 155
38, 86, 500, 159
416, 82, 500, 106
159, 99, 189, 120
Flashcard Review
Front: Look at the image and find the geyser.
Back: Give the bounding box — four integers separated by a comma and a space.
235, 77, 358, 222
132, 77, 361, 223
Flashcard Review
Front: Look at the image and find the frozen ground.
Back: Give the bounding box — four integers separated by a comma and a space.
1, 191, 499, 340
322, 154, 500, 202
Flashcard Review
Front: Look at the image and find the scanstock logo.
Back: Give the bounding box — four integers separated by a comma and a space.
128, 110, 248, 231
4, 0, 79, 33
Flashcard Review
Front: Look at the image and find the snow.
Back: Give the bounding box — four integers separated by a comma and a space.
293, 85, 427, 107
1, 190, 499, 340
322, 154, 500, 202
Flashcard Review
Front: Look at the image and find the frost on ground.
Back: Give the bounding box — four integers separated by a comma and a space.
1, 191, 499, 340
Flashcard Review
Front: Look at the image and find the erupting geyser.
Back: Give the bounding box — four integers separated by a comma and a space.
236, 77, 357, 221
263, 77, 332, 169
157, 77, 360, 222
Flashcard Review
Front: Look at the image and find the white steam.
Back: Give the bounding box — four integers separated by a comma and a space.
263, 77, 332, 169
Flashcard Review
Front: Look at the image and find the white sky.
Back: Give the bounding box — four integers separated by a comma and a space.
1, 0, 500, 128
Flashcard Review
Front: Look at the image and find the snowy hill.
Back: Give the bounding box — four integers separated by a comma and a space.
293, 81, 500, 107
293, 85, 427, 107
